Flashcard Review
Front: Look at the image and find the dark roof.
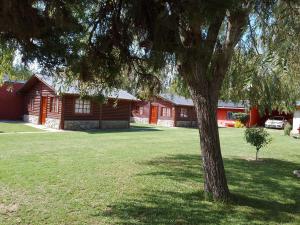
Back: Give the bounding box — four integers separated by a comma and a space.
160, 93, 194, 106
159, 93, 246, 109
217, 100, 246, 109
20, 74, 138, 101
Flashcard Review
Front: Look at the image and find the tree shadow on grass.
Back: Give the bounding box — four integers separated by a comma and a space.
84, 125, 163, 134
99, 154, 300, 225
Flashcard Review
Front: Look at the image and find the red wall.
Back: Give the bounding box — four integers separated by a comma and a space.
217, 108, 245, 120
0, 83, 24, 120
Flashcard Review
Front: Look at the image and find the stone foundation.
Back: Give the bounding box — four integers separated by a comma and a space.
45, 118, 61, 129
130, 117, 149, 124
23, 114, 39, 124
176, 121, 197, 127
64, 120, 99, 130
157, 119, 174, 127
101, 120, 129, 129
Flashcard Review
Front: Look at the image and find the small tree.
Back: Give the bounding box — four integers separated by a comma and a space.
244, 128, 272, 160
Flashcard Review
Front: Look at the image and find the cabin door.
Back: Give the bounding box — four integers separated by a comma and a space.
150, 105, 158, 124
40, 96, 47, 125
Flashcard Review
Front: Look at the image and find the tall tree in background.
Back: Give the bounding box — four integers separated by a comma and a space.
1, 0, 299, 201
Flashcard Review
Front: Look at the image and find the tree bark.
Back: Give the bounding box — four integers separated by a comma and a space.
178, 6, 251, 202
190, 85, 230, 201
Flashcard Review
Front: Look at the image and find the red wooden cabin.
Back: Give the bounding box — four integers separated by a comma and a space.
131, 94, 246, 127
18, 74, 137, 130
0, 81, 25, 120
132, 94, 197, 127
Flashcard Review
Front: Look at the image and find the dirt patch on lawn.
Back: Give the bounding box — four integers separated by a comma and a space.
0, 203, 19, 214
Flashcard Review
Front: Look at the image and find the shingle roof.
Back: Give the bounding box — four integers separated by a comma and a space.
159, 93, 246, 109
217, 100, 246, 109
28, 74, 137, 101
160, 93, 194, 106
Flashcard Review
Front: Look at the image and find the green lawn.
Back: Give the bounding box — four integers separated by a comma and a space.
0, 122, 40, 133
0, 124, 299, 225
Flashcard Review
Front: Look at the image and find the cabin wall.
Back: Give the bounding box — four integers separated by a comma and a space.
151, 97, 175, 127
62, 95, 101, 130
0, 83, 24, 120
101, 99, 131, 129
174, 105, 197, 127
217, 108, 245, 127
131, 101, 151, 124
23, 81, 62, 129
62, 95, 131, 130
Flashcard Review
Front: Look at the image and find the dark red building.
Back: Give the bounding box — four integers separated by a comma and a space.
0, 81, 25, 120
17, 74, 137, 130
131, 94, 246, 127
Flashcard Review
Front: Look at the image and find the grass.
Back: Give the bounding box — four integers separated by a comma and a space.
0, 122, 40, 133
0, 123, 299, 225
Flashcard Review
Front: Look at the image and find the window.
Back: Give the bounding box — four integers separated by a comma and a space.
30, 97, 34, 111
139, 106, 144, 115
161, 107, 171, 117
180, 108, 188, 118
227, 111, 234, 120
50, 97, 59, 112
75, 98, 91, 114
134, 106, 144, 115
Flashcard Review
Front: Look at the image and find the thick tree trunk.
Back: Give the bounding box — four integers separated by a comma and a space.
191, 92, 230, 201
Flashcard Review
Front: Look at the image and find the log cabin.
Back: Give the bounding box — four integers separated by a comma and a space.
18, 74, 137, 130
131, 94, 246, 127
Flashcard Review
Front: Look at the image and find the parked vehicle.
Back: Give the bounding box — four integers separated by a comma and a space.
265, 116, 287, 129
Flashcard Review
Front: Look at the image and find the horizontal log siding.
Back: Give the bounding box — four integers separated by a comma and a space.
175, 106, 197, 121
151, 97, 174, 120
131, 101, 150, 118
23, 81, 62, 119
62, 95, 101, 120
24, 83, 41, 116
102, 99, 130, 121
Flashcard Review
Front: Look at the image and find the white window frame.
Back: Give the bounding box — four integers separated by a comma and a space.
139, 106, 144, 115
161, 107, 171, 117
180, 108, 188, 118
75, 98, 91, 114
50, 97, 59, 113
30, 97, 34, 111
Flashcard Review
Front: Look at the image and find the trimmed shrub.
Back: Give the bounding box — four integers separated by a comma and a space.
244, 127, 272, 160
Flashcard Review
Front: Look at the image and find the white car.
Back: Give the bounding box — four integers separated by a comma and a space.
265, 116, 287, 129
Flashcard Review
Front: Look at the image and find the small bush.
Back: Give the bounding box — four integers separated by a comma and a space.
234, 120, 244, 128
284, 122, 292, 136
244, 127, 272, 160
